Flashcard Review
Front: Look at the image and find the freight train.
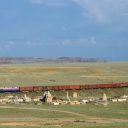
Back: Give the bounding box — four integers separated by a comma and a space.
0, 82, 128, 93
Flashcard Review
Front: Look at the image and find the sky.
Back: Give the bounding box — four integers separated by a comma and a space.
0, 0, 128, 61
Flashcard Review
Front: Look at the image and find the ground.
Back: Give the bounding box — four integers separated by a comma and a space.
0, 102, 128, 128
0, 62, 128, 127
0, 62, 128, 86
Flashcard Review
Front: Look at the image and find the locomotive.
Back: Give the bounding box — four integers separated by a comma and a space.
0, 87, 19, 93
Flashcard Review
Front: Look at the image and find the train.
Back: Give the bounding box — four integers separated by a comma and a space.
0, 82, 128, 93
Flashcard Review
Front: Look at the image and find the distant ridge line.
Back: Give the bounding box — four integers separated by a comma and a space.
0, 57, 107, 64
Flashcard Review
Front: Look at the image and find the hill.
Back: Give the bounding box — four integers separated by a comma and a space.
0, 57, 107, 64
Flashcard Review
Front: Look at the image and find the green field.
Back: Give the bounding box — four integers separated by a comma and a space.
0, 103, 128, 128
0, 62, 128, 86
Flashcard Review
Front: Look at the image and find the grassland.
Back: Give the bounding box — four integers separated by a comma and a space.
0, 62, 128, 128
0, 62, 128, 86
0, 103, 128, 127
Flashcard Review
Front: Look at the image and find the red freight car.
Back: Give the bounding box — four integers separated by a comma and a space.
63, 85, 71, 90
57, 86, 63, 90
120, 83, 128, 87
41, 86, 48, 91
33, 86, 43, 91
80, 85, 90, 89
71, 85, 80, 90
67, 85, 73, 90
50, 86, 59, 90
96, 84, 104, 88
19, 86, 33, 92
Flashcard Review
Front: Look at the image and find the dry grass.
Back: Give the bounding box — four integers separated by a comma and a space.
0, 62, 128, 86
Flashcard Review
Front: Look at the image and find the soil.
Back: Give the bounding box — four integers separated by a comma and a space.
0, 105, 128, 126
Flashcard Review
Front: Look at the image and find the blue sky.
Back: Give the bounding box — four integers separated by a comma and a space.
0, 0, 128, 61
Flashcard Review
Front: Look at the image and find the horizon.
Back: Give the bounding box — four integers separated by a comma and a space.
0, 0, 128, 61
0, 56, 127, 62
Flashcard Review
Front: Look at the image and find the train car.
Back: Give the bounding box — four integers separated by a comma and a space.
33, 86, 43, 91
72, 85, 80, 90
58, 86, 64, 90
114, 83, 128, 88
119, 83, 128, 87
0, 87, 20, 93
56, 85, 80, 90
61, 85, 70, 90
46, 86, 54, 90
19, 86, 34, 92
80, 85, 89, 89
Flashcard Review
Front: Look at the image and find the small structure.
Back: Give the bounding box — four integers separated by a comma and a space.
40, 91, 53, 104
102, 93, 108, 106
23, 94, 31, 103
121, 95, 128, 99
46, 91, 52, 104
112, 99, 118, 102
118, 98, 127, 102
81, 99, 89, 104
66, 91, 70, 101
70, 101, 80, 105
103, 93, 107, 102
73, 92, 78, 98
13, 96, 23, 104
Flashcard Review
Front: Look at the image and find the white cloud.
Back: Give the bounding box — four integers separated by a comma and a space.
0, 41, 15, 51
73, 0, 128, 24
26, 41, 44, 47
29, 0, 128, 23
29, 0, 44, 4
61, 26, 68, 32
0, 41, 46, 52
29, 0, 66, 7
62, 36, 99, 46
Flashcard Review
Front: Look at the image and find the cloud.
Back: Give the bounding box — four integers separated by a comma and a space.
29, 0, 66, 7
29, 0, 44, 4
62, 36, 99, 46
73, 0, 128, 24
29, 0, 128, 23
0, 41, 15, 51
25, 41, 44, 47
61, 26, 68, 32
